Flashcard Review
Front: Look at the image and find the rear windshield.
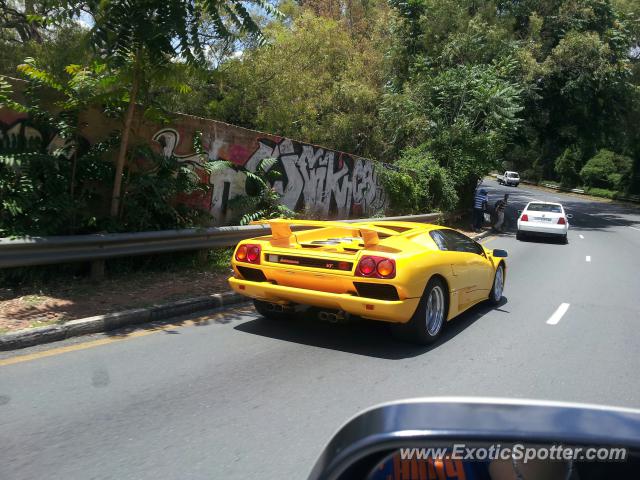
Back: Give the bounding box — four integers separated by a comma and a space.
526, 203, 562, 213
507, 172, 519, 178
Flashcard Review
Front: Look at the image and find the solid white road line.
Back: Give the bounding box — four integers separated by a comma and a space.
579, 234, 584, 239
547, 303, 571, 325
629, 226, 640, 232
586, 255, 591, 262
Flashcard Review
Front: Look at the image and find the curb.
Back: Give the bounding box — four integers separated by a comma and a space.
472, 230, 493, 241
0, 291, 248, 351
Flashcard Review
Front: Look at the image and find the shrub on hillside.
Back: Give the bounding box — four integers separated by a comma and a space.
554, 147, 582, 188
580, 149, 632, 190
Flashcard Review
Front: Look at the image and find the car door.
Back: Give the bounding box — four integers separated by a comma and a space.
434, 230, 494, 305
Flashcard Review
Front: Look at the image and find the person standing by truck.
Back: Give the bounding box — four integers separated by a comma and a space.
473, 188, 488, 231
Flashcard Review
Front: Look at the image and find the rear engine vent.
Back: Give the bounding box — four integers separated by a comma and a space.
237, 266, 267, 282
353, 282, 400, 301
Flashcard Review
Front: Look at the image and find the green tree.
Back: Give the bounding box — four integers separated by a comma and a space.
52, 0, 280, 218
554, 146, 583, 188
580, 149, 633, 189
381, 62, 524, 205
208, 11, 387, 158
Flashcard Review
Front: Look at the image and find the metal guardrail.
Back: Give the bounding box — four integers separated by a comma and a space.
508, 178, 640, 202
0, 213, 442, 269
540, 183, 585, 194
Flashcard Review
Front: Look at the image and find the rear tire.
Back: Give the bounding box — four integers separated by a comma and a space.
516, 230, 525, 241
253, 300, 290, 321
562, 234, 568, 244
392, 277, 448, 345
488, 264, 505, 305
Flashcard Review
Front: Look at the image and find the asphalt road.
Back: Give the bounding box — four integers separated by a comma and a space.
2, 179, 640, 480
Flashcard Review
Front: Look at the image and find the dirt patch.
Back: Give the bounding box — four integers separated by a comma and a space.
0, 268, 233, 334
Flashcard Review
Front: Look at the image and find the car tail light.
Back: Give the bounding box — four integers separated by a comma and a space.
235, 245, 247, 261
236, 244, 261, 264
376, 259, 395, 277
521, 214, 529, 222
558, 217, 566, 225
358, 257, 376, 276
356, 256, 396, 279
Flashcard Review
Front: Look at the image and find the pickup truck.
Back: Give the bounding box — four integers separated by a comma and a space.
497, 170, 520, 187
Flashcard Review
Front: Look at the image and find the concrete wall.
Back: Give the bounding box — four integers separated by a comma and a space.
1, 84, 387, 225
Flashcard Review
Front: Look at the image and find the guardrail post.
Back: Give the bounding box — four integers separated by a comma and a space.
196, 249, 209, 264
90, 259, 106, 282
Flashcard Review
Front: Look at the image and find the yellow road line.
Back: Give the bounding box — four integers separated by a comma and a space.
0, 329, 159, 367
0, 315, 222, 368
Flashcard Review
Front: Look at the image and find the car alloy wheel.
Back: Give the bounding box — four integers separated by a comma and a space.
492, 266, 504, 302
425, 284, 445, 336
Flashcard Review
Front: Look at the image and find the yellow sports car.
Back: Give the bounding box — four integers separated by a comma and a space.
228, 219, 507, 344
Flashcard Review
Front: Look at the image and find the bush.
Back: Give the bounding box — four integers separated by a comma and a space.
0, 135, 117, 236
395, 145, 458, 212
117, 145, 213, 232
522, 160, 544, 183
378, 165, 420, 215
580, 149, 632, 190
554, 147, 582, 188
585, 187, 616, 199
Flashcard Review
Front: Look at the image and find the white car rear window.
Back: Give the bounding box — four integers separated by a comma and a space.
526, 203, 562, 213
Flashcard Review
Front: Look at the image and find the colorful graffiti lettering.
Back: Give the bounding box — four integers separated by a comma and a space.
152, 127, 387, 223
1, 105, 388, 225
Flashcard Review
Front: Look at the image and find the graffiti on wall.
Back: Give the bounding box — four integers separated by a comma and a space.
0, 116, 79, 158
1, 105, 388, 225
152, 127, 387, 223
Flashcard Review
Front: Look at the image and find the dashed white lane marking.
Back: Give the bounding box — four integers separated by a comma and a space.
629, 226, 640, 232
579, 234, 584, 239
547, 303, 571, 325
586, 256, 591, 262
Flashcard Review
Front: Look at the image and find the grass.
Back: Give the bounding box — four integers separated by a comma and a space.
584, 187, 617, 199
22, 294, 46, 306
29, 317, 68, 329
528, 179, 635, 202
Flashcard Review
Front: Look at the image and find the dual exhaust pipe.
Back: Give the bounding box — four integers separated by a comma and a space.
264, 303, 285, 313
263, 302, 347, 323
318, 310, 347, 323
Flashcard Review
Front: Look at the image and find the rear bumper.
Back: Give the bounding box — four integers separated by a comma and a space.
518, 222, 567, 236
228, 277, 419, 323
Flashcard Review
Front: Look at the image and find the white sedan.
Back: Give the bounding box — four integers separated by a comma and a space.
516, 201, 572, 243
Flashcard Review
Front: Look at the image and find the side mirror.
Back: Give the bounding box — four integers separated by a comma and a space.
308, 398, 640, 480
493, 249, 508, 258
566, 213, 573, 219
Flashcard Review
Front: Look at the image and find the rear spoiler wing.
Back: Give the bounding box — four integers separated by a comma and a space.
250, 219, 391, 247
